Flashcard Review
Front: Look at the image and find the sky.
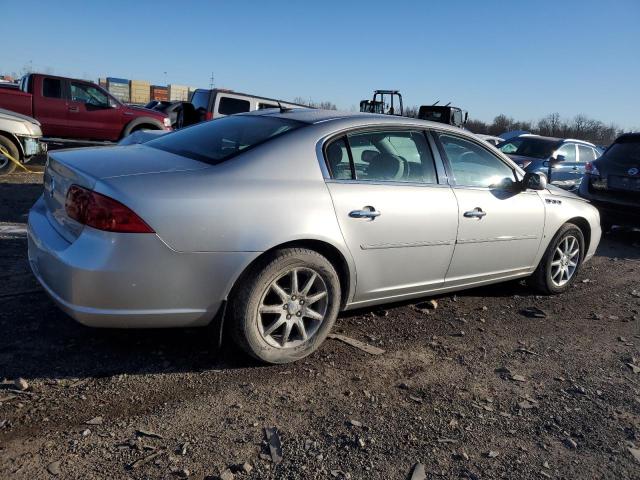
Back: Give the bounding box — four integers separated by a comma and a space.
2, 0, 639, 129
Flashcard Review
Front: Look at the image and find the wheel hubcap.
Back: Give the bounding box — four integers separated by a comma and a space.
257, 267, 329, 349
550, 235, 580, 287
0, 152, 9, 169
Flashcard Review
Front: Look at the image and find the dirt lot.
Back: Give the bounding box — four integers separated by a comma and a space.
1, 166, 639, 479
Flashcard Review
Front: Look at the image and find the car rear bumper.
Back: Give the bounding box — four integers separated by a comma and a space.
27, 195, 256, 328
579, 180, 640, 226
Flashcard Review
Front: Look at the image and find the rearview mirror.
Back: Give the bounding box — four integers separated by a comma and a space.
521, 172, 547, 191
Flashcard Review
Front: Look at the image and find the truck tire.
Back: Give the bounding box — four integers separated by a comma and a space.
176, 103, 197, 129
121, 117, 164, 139
0, 134, 19, 175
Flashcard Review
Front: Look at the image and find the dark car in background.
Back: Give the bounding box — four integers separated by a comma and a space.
579, 133, 640, 230
498, 135, 601, 189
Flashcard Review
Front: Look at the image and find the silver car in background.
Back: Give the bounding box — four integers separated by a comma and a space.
28, 109, 601, 364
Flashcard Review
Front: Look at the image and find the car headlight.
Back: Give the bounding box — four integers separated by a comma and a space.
163, 117, 172, 128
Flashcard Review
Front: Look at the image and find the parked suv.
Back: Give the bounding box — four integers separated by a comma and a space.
177, 89, 303, 127
498, 135, 601, 189
579, 133, 640, 230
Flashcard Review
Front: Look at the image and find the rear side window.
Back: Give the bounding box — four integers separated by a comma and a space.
325, 138, 352, 180
218, 97, 251, 115
578, 145, 597, 163
349, 130, 437, 183
43, 78, 62, 98
146, 115, 305, 165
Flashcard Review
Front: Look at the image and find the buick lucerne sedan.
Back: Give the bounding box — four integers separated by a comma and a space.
28, 109, 601, 364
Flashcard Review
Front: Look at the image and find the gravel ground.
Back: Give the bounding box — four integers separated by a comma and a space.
1, 168, 639, 479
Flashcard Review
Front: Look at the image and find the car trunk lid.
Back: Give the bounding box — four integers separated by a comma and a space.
42, 145, 208, 242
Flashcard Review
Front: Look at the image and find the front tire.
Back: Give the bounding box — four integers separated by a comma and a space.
530, 223, 585, 294
0, 135, 19, 175
230, 248, 341, 364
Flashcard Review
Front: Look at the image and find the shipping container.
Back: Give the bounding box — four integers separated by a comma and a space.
107, 77, 130, 102
168, 84, 189, 102
150, 85, 169, 102
130, 79, 150, 104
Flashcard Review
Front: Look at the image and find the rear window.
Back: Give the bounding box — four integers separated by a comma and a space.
218, 96, 251, 115
43, 78, 62, 98
146, 115, 305, 165
603, 138, 640, 167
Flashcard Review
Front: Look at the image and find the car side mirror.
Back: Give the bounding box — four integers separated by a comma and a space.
521, 172, 547, 191
543, 154, 565, 168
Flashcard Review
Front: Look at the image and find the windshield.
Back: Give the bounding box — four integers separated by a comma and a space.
497, 137, 559, 159
146, 115, 305, 165
603, 139, 640, 167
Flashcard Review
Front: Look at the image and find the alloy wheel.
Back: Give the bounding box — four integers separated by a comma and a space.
257, 267, 329, 349
550, 235, 580, 287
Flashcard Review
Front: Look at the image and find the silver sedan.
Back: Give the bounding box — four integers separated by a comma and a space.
28, 109, 601, 364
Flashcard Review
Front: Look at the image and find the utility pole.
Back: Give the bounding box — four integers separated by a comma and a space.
209, 72, 215, 89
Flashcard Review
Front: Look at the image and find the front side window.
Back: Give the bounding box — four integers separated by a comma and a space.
70, 82, 109, 107
577, 145, 597, 163
218, 96, 251, 115
556, 143, 576, 162
146, 115, 305, 165
258, 103, 279, 110
438, 133, 515, 188
42, 78, 62, 99
346, 130, 437, 183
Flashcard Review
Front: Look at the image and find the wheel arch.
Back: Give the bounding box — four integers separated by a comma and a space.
0, 131, 24, 161
566, 216, 591, 253
226, 239, 354, 311
121, 117, 164, 139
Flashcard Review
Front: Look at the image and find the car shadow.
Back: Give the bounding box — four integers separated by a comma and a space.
0, 182, 42, 223
596, 227, 640, 260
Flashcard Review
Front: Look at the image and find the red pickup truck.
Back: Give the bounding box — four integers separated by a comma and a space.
0, 74, 171, 142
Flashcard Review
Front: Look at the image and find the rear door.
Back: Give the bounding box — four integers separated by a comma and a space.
325, 128, 459, 305
34, 76, 70, 137
433, 131, 545, 286
67, 81, 121, 140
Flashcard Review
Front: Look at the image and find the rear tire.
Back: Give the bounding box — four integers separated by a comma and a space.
529, 223, 585, 294
0, 135, 19, 175
230, 248, 341, 364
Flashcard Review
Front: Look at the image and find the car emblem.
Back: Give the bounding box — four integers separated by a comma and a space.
629, 167, 639, 176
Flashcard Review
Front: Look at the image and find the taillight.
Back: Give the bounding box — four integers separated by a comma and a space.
585, 162, 600, 176
205, 112, 213, 121
65, 185, 154, 233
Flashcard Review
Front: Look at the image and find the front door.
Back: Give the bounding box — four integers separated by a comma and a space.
325, 129, 458, 305
67, 81, 121, 140
550, 143, 583, 186
433, 132, 545, 286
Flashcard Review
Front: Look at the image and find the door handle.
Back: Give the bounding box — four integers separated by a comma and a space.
572, 166, 579, 171
463, 207, 486, 219
68, 106, 79, 113
349, 207, 381, 219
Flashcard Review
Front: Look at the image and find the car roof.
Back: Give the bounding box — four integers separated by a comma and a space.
516, 134, 596, 147
244, 108, 464, 132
